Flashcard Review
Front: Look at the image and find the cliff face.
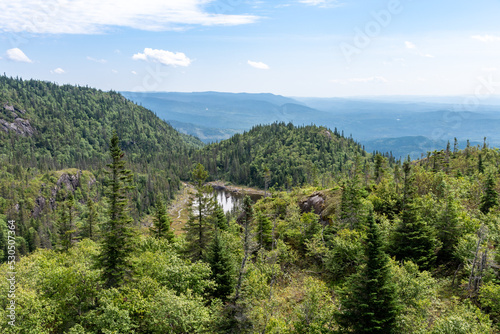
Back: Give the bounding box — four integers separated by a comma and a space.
0, 103, 36, 137
30, 170, 97, 218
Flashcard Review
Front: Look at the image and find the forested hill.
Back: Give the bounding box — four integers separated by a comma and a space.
0, 75, 202, 172
0, 76, 202, 258
193, 122, 385, 189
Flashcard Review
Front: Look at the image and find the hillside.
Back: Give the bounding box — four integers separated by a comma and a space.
0, 76, 202, 170
0, 76, 201, 259
194, 122, 385, 189
123, 91, 500, 159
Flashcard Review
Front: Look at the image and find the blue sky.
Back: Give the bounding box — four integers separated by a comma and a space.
1, 0, 500, 97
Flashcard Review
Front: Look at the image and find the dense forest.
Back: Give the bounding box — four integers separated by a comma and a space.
0, 77, 499, 333
194, 122, 395, 189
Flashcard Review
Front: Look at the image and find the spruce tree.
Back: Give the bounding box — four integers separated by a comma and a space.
152, 199, 174, 241
57, 192, 76, 251
436, 192, 461, 264
207, 231, 235, 301
255, 211, 273, 251
338, 213, 399, 333
185, 163, 216, 261
391, 161, 438, 270
480, 173, 498, 214
212, 205, 228, 231
83, 198, 97, 241
97, 131, 136, 288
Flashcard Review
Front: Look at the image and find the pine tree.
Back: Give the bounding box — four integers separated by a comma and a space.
338, 213, 399, 333
391, 161, 438, 270
480, 173, 498, 214
97, 131, 137, 288
152, 199, 174, 241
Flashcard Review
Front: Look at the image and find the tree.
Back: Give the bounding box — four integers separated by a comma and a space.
97, 130, 137, 288
211, 205, 228, 232
338, 212, 399, 333
391, 161, 438, 270
255, 211, 273, 251
82, 198, 98, 241
207, 231, 235, 301
234, 196, 255, 303
185, 163, 216, 261
152, 199, 174, 241
480, 173, 498, 214
57, 192, 77, 251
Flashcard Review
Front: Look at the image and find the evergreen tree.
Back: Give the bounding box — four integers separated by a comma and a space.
338, 213, 399, 333
207, 231, 235, 301
340, 167, 365, 230
480, 173, 498, 214
255, 211, 273, 251
57, 192, 76, 251
152, 199, 174, 241
97, 131, 137, 288
83, 198, 98, 241
185, 163, 216, 261
234, 196, 255, 303
436, 192, 461, 264
391, 161, 438, 270
211, 205, 228, 231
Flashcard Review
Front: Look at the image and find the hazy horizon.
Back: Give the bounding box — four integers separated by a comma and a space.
2, 0, 500, 98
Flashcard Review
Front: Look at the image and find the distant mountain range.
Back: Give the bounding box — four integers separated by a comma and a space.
121, 91, 500, 159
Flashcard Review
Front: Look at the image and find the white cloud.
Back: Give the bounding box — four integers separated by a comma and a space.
112, 69, 118, 74
51, 68, 65, 74
349, 76, 388, 83
405, 41, 416, 49
133, 48, 191, 67
248, 60, 269, 70
299, 0, 343, 8
6, 48, 32, 63
471, 34, 500, 42
87, 56, 107, 63
131, 71, 138, 75
0, 0, 259, 34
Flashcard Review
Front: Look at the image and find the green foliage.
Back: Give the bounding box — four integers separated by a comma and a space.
324, 228, 365, 280
196, 122, 366, 188
97, 131, 137, 288
207, 232, 235, 301
480, 173, 498, 214
337, 213, 399, 333
480, 281, 500, 329
430, 299, 494, 334
292, 277, 336, 333
184, 163, 216, 261
152, 199, 174, 241
391, 162, 439, 270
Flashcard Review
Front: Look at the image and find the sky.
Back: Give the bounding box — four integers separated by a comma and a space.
1, 0, 500, 97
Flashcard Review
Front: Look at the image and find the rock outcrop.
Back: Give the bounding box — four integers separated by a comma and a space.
299, 191, 326, 215
0, 103, 36, 137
